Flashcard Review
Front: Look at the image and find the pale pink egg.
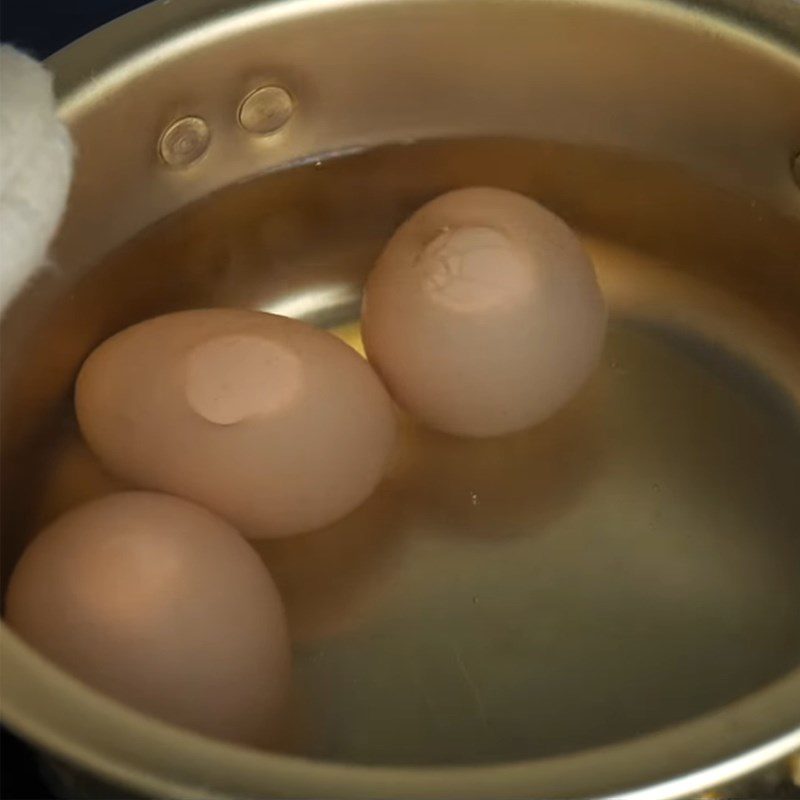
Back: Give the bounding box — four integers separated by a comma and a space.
75, 309, 396, 538
5, 492, 290, 744
362, 187, 607, 437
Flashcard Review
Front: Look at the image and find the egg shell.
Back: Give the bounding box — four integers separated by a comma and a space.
75, 309, 397, 538
5, 491, 290, 744
361, 187, 607, 437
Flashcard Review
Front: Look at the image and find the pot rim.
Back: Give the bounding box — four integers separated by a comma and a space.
3, 628, 800, 799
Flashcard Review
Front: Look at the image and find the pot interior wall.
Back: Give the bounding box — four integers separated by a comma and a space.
2, 138, 799, 766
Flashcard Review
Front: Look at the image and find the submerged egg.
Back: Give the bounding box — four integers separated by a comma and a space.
75, 309, 396, 538
5, 492, 290, 744
362, 187, 607, 437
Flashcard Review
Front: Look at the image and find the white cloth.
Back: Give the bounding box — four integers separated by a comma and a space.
0, 45, 73, 313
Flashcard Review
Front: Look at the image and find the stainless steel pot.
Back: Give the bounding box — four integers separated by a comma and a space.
1, 0, 799, 798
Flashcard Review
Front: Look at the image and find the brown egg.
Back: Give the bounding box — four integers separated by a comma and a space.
5, 492, 290, 744
362, 187, 607, 437
75, 309, 396, 538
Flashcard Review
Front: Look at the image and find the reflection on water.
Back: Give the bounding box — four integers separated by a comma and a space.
394, 379, 602, 541
32, 424, 125, 530
254, 472, 408, 646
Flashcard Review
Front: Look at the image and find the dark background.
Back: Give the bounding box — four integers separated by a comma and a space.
0, 0, 148, 59
1, 732, 57, 799
1, 3, 152, 797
